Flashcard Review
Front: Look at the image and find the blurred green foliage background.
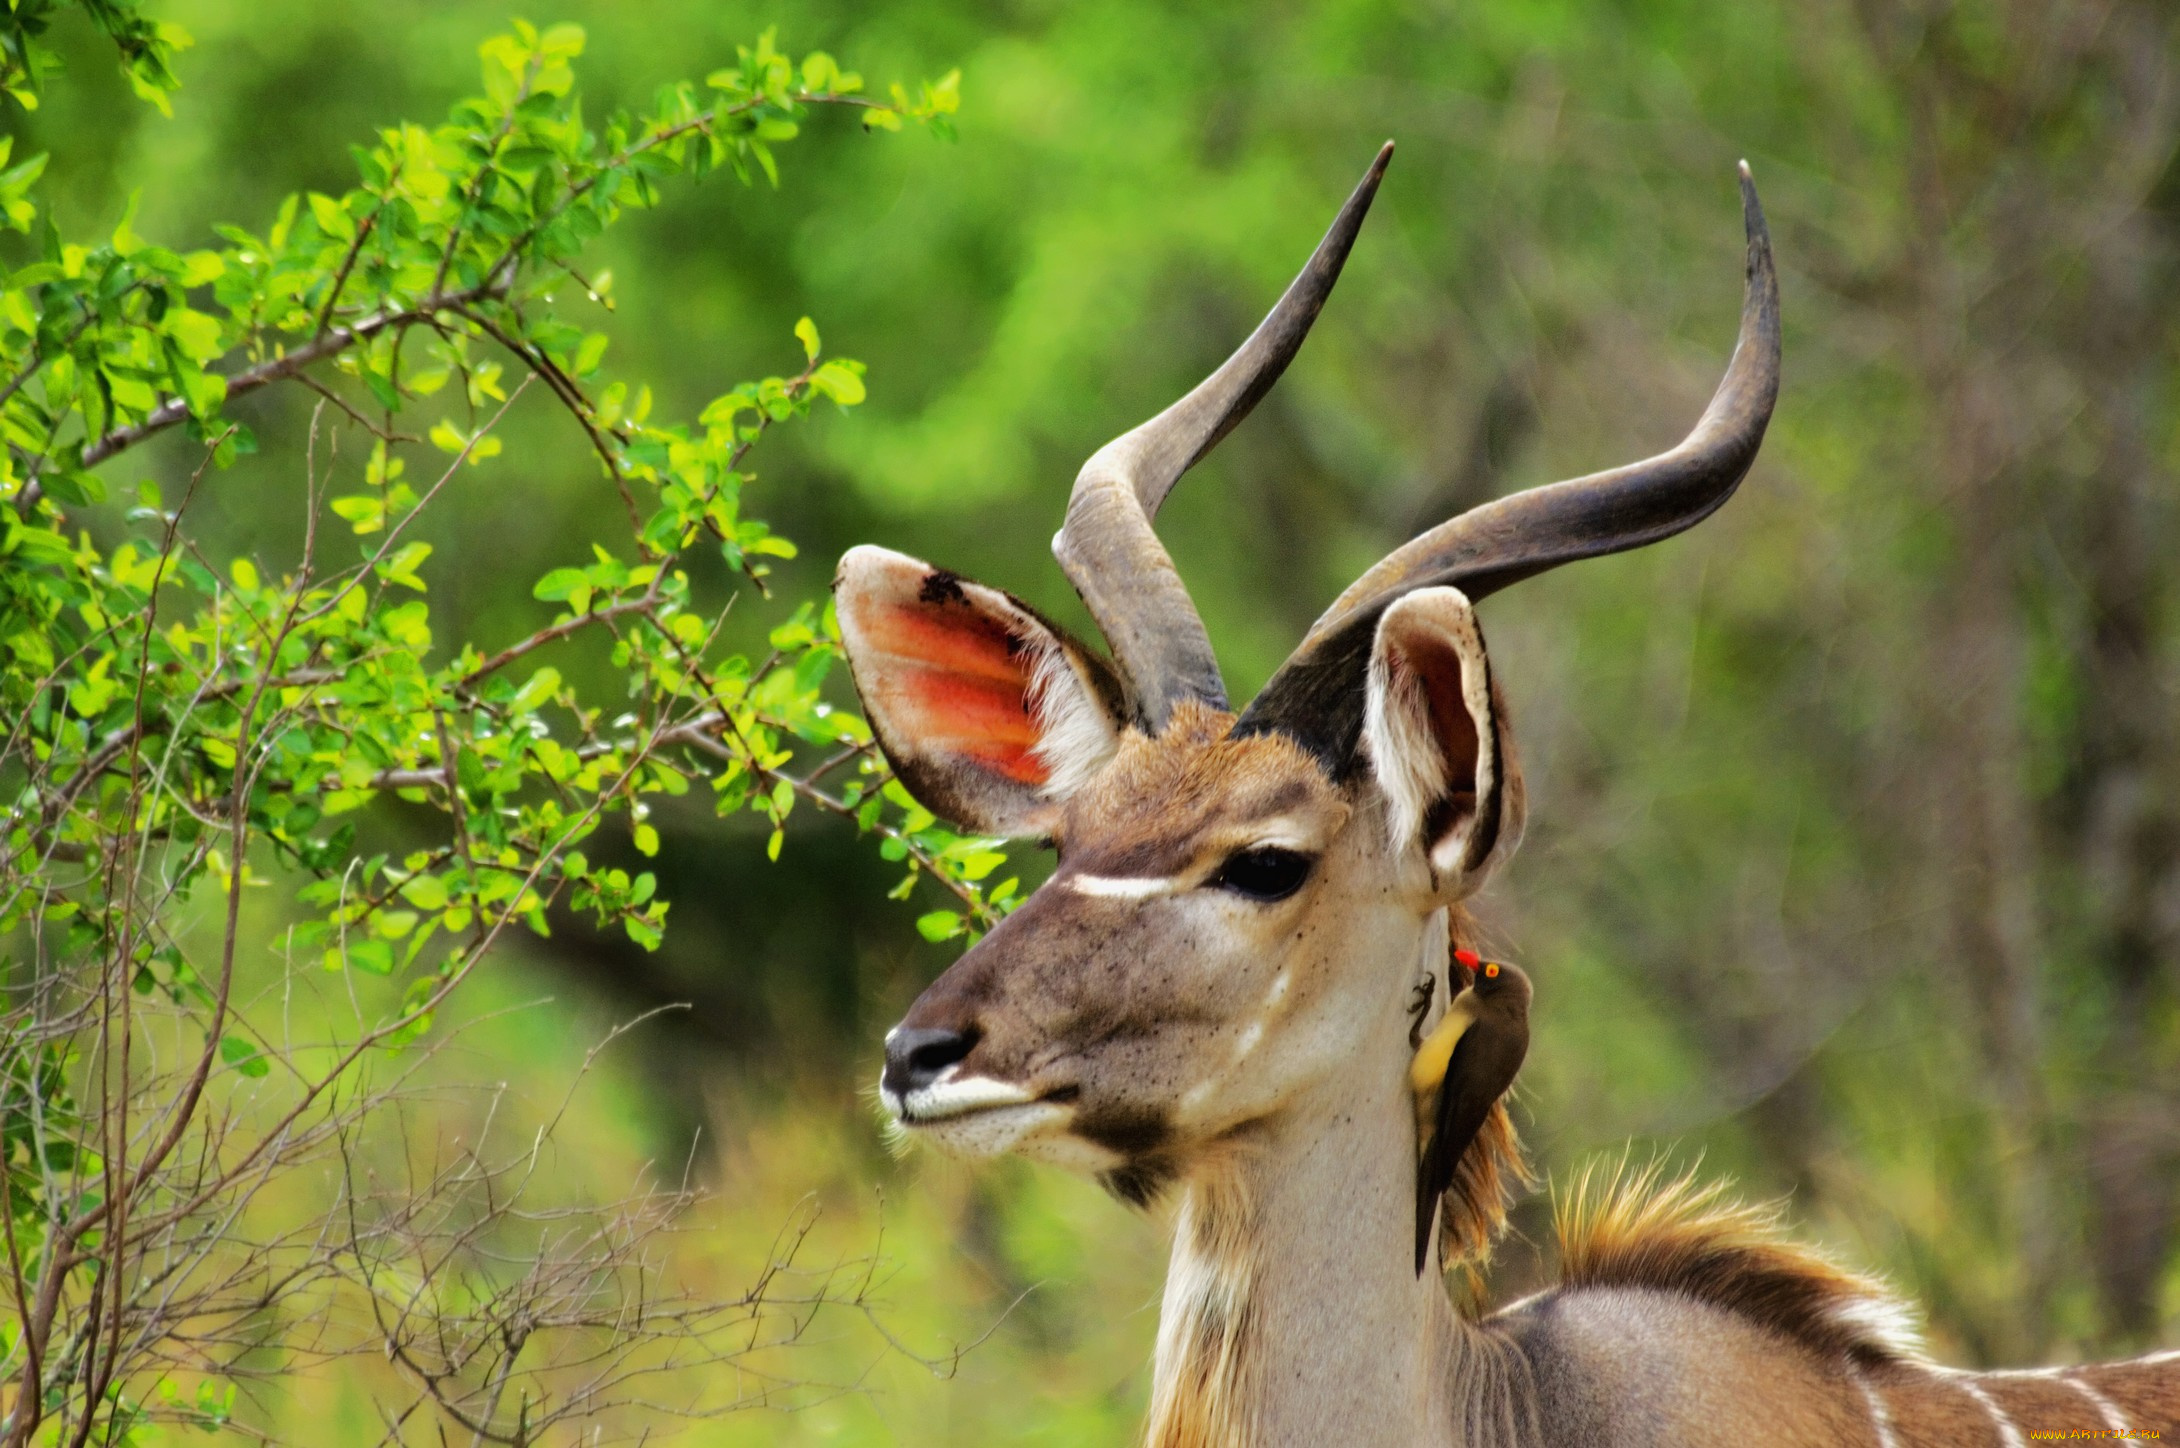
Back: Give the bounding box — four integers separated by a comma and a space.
17, 0, 2180, 1440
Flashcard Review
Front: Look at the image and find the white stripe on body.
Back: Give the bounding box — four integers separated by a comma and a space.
2062, 1372, 2130, 1433
1853, 1369, 1900, 1448
1950, 1376, 2026, 1448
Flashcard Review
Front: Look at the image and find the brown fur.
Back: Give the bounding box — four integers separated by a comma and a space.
1553, 1159, 1922, 1368
1057, 700, 1344, 877
1981, 1371, 2142, 1437
2074, 1356, 2180, 1434
1860, 1366, 2018, 1445
1977, 1371, 2107, 1427
1848, 1360, 2180, 1444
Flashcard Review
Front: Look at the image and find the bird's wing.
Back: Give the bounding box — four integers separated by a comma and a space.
1414, 1019, 1527, 1274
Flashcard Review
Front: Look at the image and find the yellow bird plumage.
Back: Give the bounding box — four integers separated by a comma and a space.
1410, 991, 1479, 1138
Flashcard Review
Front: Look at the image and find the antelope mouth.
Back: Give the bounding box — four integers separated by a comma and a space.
881, 1073, 1111, 1165
886, 1072, 1071, 1126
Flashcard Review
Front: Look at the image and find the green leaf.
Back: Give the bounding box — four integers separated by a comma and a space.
400, 875, 449, 911
794, 316, 820, 363
219, 1036, 269, 1079
112, 190, 145, 254
164, 308, 223, 363
916, 910, 964, 943
810, 359, 866, 406
375, 542, 432, 592
337, 940, 395, 976
361, 367, 400, 411
532, 567, 587, 601
39, 470, 106, 507
179, 364, 227, 418
455, 747, 489, 799
923, 69, 963, 117
307, 192, 354, 239
372, 910, 419, 940
512, 666, 561, 711
330, 495, 385, 534
179, 250, 224, 286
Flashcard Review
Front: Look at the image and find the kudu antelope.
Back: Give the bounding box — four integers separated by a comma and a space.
834, 145, 2179, 1446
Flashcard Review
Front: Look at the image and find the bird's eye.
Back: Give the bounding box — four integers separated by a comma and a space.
1211, 848, 1313, 902
1484, 962, 1500, 979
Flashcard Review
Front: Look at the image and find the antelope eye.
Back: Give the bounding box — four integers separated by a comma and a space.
1211, 847, 1314, 902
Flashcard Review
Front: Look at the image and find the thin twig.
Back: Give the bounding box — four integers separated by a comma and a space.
79, 276, 509, 468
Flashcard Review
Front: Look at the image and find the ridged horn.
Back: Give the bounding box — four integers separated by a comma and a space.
1237, 162, 1782, 769
1055, 142, 1394, 732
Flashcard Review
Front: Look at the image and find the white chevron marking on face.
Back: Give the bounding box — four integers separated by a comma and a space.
1068, 873, 1182, 899
1230, 1021, 1263, 1061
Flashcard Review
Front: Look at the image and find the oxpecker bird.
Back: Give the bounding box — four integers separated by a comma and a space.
1410, 950, 1532, 1274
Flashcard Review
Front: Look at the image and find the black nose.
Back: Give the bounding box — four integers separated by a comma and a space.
883, 1025, 978, 1098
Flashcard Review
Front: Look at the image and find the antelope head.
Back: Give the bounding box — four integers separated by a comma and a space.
838, 143, 1779, 1211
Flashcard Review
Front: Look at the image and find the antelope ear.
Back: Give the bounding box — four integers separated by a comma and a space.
1361, 587, 1525, 896
833, 545, 1127, 837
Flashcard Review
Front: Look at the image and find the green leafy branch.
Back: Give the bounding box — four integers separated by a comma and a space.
0, 21, 985, 1446
0, 0, 189, 115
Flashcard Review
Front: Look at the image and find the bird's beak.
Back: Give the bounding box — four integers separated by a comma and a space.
1409, 988, 1480, 1099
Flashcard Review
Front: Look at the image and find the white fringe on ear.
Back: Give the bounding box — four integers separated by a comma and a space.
1363, 644, 1448, 857
1428, 609, 1499, 880
1360, 591, 1498, 874
1023, 634, 1120, 800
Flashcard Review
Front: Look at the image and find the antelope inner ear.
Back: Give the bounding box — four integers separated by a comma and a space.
1361, 588, 1525, 893
833, 545, 1127, 837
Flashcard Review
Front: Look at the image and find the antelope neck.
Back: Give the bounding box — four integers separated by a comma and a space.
1147, 931, 1520, 1448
